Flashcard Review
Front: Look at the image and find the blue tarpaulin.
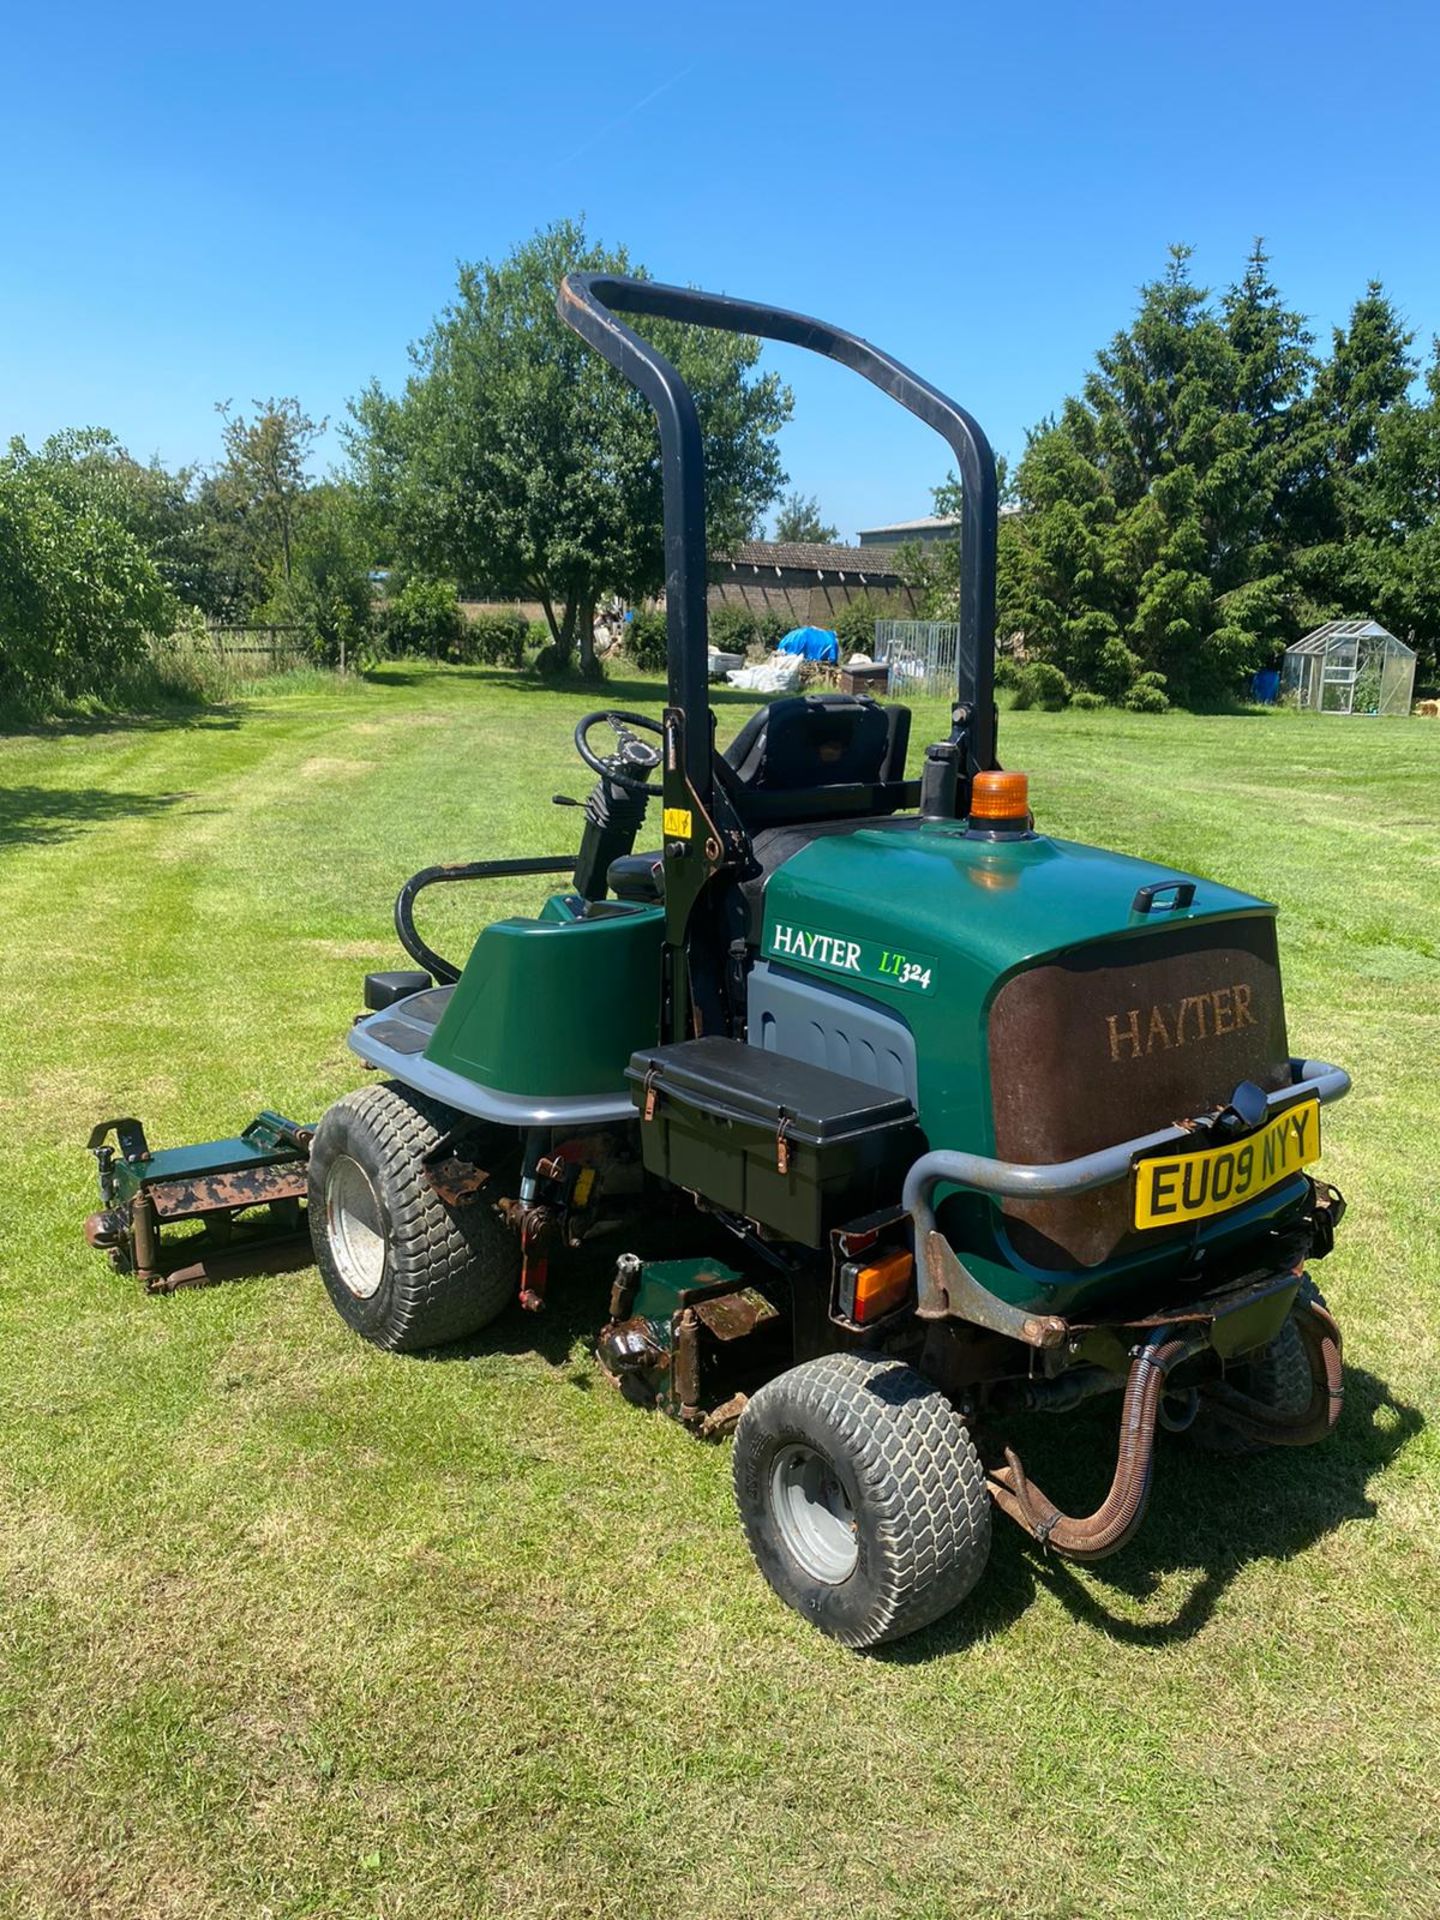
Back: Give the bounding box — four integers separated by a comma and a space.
776, 625, 839, 663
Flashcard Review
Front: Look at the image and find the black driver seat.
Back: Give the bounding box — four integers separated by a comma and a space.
607, 695, 912, 904
722, 693, 909, 808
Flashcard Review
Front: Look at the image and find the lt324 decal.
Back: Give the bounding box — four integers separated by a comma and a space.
768, 921, 937, 995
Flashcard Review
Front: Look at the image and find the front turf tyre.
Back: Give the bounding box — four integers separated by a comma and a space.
308, 1082, 519, 1351
732, 1352, 991, 1648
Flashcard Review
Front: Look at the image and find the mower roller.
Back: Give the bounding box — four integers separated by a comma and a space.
88, 274, 1352, 1647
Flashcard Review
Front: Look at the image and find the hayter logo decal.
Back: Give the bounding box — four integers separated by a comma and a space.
1106, 982, 1256, 1061
768, 922, 936, 994
771, 923, 861, 972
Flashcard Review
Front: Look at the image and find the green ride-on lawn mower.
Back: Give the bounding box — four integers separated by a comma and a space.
88, 275, 1351, 1648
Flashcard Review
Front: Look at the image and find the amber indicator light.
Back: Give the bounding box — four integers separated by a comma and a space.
969, 770, 1030, 821
842, 1247, 916, 1325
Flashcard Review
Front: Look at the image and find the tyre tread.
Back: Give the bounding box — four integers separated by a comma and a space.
735, 1352, 991, 1648
310, 1082, 518, 1350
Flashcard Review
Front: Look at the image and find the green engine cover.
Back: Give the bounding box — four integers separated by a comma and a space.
759, 822, 1303, 1312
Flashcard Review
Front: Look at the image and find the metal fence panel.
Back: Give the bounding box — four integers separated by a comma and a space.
873, 619, 960, 697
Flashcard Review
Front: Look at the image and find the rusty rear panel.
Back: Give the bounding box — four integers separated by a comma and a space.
987, 914, 1292, 1269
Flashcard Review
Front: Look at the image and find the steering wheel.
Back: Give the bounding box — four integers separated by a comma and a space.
574, 709, 665, 797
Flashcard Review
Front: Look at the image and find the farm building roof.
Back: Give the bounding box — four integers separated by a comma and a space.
856, 514, 962, 539
718, 541, 905, 579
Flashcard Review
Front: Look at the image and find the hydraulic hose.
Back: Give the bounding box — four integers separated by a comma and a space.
987, 1328, 1207, 1562
986, 1292, 1344, 1562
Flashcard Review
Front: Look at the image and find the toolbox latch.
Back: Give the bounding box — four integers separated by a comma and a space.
775, 1113, 793, 1175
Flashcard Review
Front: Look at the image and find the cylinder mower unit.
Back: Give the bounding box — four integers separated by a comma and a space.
85, 1113, 313, 1293
88, 272, 1355, 1649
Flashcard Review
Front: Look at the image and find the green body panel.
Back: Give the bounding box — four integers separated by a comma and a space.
761, 824, 1300, 1313
425, 895, 664, 1098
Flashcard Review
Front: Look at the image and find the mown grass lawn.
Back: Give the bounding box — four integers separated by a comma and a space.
1, 663, 1437, 1920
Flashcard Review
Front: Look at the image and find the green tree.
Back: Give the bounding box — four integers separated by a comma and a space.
18, 429, 220, 609
999, 246, 1334, 702
771, 490, 837, 543
0, 435, 177, 712
1356, 338, 1440, 678
259, 482, 375, 666
1295, 283, 1418, 628
216, 396, 327, 585
1220, 242, 1323, 593
349, 219, 791, 675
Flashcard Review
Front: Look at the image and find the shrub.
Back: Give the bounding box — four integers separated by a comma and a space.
753, 610, 788, 651
833, 598, 880, 657
1123, 671, 1171, 713
526, 619, 550, 655
1011, 662, 1071, 711
467, 607, 527, 668
1070, 689, 1107, 710
993, 652, 1021, 690
1094, 636, 1142, 702
0, 447, 178, 714
626, 608, 668, 672
383, 577, 465, 658
707, 605, 756, 654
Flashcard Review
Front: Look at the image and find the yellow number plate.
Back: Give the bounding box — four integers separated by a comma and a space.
1133, 1097, 1320, 1230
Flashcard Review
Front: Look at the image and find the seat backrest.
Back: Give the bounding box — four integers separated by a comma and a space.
723, 694, 909, 794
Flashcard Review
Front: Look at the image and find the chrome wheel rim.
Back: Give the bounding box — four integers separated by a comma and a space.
770, 1442, 858, 1583
325, 1153, 387, 1299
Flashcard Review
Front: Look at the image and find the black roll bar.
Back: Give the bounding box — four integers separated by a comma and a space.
557, 273, 999, 808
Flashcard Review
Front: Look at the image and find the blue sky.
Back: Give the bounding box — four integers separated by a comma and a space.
3, 0, 1437, 540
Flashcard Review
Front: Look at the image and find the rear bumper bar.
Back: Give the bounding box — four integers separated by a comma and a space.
903, 1057, 1348, 1232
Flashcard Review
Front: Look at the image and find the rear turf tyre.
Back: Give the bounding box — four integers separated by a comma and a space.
1186, 1281, 1326, 1456
732, 1352, 991, 1649
309, 1082, 519, 1351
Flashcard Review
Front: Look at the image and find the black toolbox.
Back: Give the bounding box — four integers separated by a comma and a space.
626, 1036, 922, 1247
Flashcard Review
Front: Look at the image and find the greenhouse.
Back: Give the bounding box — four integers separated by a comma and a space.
1280, 618, 1417, 716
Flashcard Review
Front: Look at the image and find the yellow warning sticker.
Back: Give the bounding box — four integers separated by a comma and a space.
662, 807, 693, 838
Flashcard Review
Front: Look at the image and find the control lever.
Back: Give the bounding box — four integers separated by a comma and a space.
552, 793, 583, 808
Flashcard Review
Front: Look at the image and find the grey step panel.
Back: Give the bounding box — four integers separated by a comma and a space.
346, 1018, 635, 1128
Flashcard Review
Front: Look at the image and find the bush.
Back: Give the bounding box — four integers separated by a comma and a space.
626, 608, 668, 672
0, 446, 178, 714
382, 577, 465, 658
1011, 662, 1071, 711
467, 607, 527, 668
1094, 636, 1142, 702
1123, 671, 1171, 713
526, 619, 550, 655
993, 651, 1022, 690
833, 598, 880, 657
260, 489, 376, 670
1070, 689, 1107, 710
754, 610, 788, 651
707, 605, 757, 655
